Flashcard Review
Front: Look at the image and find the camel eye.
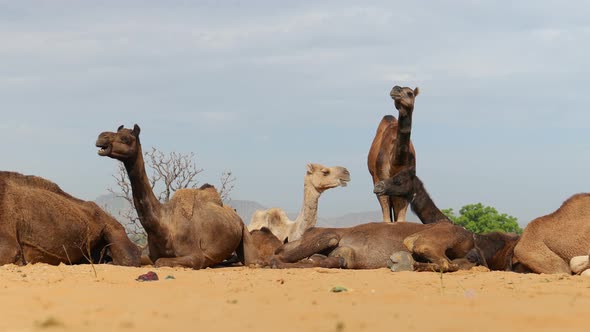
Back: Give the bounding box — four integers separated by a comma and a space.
321, 169, 330, 176
120, 136, 131, 144
407, 92, 413, 97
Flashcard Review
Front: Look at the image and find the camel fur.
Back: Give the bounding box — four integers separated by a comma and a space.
513, 193, 590, 274
0, 171, 141, 266
248, 163, 350, 242
96, 124, 260, 269
368, 85, 419, 222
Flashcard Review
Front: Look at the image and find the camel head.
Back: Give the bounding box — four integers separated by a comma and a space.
95, 124, 141, 161
390, 85, 419, 115
305, 163, 351, 193
373, 166, 416, 198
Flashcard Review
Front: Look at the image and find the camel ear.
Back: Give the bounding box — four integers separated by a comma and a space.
413, 87, 420, 97
306, 163, 315, 174
117, 125, 124, 131
132, 124, 141, 137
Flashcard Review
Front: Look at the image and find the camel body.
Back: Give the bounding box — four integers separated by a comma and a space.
0, 172, 140, 266
271, 221, 517, 271
514, 193, 590, 274
368, 86, 419, 222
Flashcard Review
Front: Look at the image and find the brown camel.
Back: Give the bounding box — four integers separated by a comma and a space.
373, 166, 519, 271
95, 124, 259, 269
248, 163, 350, 242
513, 193, 590, 274
373, 166, 450, 224
0, 171, 141, 266
368, 85, 419, 222
270, 167, 517, 271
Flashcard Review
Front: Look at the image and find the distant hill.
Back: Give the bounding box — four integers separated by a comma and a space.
94, 193, 387, 228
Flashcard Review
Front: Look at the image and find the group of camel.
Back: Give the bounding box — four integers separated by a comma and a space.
1, 84, 589, 276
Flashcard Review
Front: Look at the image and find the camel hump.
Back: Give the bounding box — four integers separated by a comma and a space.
171, 187, 224, 219
0, 171, 83, 203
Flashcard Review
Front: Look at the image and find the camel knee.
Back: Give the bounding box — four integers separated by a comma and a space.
570, 255, 590, 275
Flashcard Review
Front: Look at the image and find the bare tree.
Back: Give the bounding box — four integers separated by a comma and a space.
106, 147, 236, 245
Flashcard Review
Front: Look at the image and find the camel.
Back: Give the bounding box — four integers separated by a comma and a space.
368, 85, 419, 223
373, 166, 519, 271
270, 168, 517, 271
95, 124, 259, 269
248, 163, 350, 242
373, 166, 451, 224
513, 193, 590, 274
0, 171, 141, 266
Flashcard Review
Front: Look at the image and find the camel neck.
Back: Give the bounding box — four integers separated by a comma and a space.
290, 177, 321, 240
410, 177, 449, 224
123, 145, 162, 234
393, 107, 413, 167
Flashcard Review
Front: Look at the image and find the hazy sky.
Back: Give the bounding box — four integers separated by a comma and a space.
2, 1, 589, 225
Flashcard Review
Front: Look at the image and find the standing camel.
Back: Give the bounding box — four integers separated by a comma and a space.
95, 124, 259, 268
248, 163, 350, 242
368, 85, 419, 222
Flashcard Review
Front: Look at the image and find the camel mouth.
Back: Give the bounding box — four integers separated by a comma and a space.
339, 178, 350, 187
96, 144, 112, 156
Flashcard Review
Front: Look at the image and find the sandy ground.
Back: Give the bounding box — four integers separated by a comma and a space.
0, 264, 589, 332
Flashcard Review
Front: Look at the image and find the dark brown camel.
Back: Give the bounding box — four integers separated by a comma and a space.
513, 193, 590, 274
269, 168, 517, 271
95, 124, 259, 269
368, 85, 419, 222
0, 172, 141, 266
374, 166, 519, 271
373, 166, 449, 224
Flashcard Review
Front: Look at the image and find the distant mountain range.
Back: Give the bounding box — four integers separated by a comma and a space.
94, 193, 387, 228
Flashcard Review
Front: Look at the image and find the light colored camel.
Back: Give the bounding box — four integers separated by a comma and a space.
0, 171, 141, 266
96, 124, 260, 269
368, 85, 419, 222
513, 193, 590, 274
248, 163, 350, 242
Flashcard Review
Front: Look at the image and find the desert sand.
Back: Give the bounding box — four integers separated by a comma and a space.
1, 263, 588, 332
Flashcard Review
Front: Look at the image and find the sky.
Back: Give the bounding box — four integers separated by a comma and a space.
1, 0, 589, 226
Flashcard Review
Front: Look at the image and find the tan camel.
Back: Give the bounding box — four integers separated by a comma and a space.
513, 193, 590, 274
0, 171, 141, 266
248, 163, 350, 242
368, 85, 419, 222
95, 124, 259, 269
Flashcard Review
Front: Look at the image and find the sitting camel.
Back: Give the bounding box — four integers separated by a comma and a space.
374, 166, 519, 271
96, 124, 260, 269
0, 171, 141, 266
513, 193, 590, 274
248, 163, 350, 242
270, 167, 517, 271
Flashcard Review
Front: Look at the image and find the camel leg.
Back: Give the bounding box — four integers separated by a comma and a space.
377, 194, 393, 223
514, 242, 570, 274
271, 255, 345, 269
404, 233, 459, 273
272, 232, 341, 266
391, 196, 408, 222
0, 234, 22, 265
102, 221, 142, 267
154, 253, 209, 269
